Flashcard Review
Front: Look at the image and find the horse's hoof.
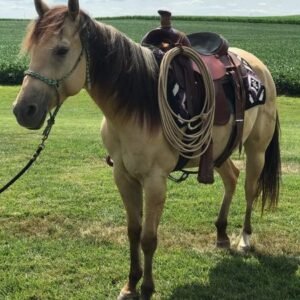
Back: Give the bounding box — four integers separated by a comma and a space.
117, 291, 140, 300
216, 239, 231, 249
237, 232, 251, 252
117, 293, 139, 300
237, 244, 251, 253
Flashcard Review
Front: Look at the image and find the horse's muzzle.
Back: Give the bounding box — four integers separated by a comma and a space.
13, 101, 47, 130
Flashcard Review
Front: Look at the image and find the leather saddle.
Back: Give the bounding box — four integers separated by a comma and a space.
142, 10, 247, 183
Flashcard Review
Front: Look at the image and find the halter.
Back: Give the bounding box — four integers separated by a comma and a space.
24, 45, 87, 119
24, 45, 85, 91
0, 41, 91, 194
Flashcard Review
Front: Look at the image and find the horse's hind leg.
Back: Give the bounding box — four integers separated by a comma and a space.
114, 166, 143, 300
238, 148, 266, 251
238, 114, 277, 251
140, 174, 167, 300
215, 159, 240, 248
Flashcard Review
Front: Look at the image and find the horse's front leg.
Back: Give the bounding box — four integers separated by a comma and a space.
140, 174, 167, 300
114, 165, 143, 300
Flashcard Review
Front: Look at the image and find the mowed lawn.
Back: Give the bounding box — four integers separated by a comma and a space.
0, 86, 299, 299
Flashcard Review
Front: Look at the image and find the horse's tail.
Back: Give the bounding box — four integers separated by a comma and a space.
257, 112, 281, 212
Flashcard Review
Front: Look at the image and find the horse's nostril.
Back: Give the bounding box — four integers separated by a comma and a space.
26, 104, 38, 117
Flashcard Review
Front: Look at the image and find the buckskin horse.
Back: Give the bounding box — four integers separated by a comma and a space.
12, 0, 281, 299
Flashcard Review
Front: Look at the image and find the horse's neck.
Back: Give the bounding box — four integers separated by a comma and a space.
88, 22, 141, 95
88, 22, 160, 129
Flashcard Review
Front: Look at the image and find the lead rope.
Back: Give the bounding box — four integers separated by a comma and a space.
0, 93, 61, 194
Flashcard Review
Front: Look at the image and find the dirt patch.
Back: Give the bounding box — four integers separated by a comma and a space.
232, 160, 299, 174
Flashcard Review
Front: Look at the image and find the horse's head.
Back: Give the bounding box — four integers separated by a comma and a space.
13, 0, 87, 129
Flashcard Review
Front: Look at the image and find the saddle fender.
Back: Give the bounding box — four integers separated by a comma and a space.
192, 54, 226, 81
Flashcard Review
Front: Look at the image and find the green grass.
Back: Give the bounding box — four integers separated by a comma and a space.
0, 20, 28, 84
0, 17, 300, 94
0, 86, 299, 299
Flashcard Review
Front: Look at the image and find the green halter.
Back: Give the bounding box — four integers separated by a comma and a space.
24, 46, 85, 89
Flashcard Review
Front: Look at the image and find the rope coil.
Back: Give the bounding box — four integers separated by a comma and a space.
158, 46, 215, 159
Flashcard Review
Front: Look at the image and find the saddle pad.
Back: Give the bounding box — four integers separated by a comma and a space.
242, 58, 266, 109
213, 55, 266, 125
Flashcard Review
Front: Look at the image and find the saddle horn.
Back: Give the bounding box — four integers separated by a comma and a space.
158, 10, 172, 28
34, 0, 50, 18
141, 9, 191, 50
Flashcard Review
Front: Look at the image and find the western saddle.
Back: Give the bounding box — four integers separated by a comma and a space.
142, 10, 248, 184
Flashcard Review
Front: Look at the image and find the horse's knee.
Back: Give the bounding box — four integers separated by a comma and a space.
141, 233, 157, 255
128, 225, 142, 243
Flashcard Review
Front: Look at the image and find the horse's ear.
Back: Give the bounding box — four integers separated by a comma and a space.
68, 0, 80, 20
34, 0, 50, 18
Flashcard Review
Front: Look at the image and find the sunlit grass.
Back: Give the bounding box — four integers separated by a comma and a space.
0, 86, 299, 299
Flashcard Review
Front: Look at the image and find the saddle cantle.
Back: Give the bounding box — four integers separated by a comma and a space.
142, 10, 265, 183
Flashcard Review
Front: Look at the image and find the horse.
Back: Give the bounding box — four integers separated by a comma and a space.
12, 0, 281, 299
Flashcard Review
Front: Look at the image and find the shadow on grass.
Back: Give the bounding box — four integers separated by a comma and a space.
168, 252, 300, 300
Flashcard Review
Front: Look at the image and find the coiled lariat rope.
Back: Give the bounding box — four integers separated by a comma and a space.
158, 46, 215, 159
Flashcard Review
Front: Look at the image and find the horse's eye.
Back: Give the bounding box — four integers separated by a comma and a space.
54, 46, 69, 56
